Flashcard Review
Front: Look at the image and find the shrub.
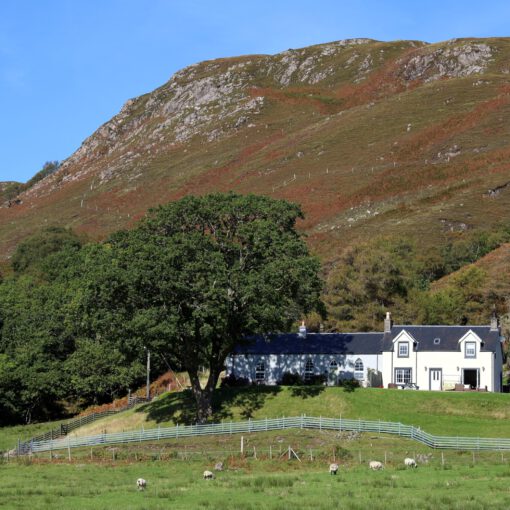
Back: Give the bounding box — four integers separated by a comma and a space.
305, 374, 327, 385
220, 374, 250, 388
278, 372, 303, 386
338, 378, 360, 392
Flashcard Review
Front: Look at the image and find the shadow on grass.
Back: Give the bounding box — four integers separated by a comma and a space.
136, 385, 282, 425
213, 386, 282, 421
289, 385, 326, 399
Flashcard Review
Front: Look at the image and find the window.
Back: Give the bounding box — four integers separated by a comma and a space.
354, 359, 364, 380
304, 359, 314, 381
465, 341, 476, 358
395, 368, 412, 384
255, 361, 265, 382
329, 360, 338, 370
398, 342, 409, 357
433, 338, 441, 345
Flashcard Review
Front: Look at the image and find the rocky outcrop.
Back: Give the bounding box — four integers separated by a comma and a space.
400, 43, 492, 82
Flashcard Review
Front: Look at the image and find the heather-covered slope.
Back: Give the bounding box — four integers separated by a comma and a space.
2, 37, 510, 273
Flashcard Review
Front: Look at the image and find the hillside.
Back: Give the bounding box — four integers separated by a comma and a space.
49, 387, 510, 441
1, 37, 510, 273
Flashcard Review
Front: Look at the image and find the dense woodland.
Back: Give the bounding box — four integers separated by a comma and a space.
0, 196, 508, 426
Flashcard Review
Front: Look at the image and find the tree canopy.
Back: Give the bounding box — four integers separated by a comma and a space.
82, 193, 324, 421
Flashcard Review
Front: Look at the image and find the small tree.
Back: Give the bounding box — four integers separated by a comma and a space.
91, 193, 324, 422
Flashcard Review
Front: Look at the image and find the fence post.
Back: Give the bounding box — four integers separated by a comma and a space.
320, 416, 322, 431
176, 423, 179, 439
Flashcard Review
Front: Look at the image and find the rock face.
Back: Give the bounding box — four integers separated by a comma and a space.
400, 43, 493, 82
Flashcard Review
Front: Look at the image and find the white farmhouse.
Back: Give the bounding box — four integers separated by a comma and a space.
226, 323, 383, 386
226, 314, 504, 392
381, 313, 504, 392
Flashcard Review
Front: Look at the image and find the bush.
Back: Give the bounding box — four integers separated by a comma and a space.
305, 374, 327, 385
220, 374, 250, 388
278, 372, 303, 386
338, 378, 360, 392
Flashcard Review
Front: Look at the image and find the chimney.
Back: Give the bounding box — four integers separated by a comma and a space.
298, 320, 307, 338
384, 312, 393, 333
490, 309, 499, 331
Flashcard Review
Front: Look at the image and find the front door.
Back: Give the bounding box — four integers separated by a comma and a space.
430, 368, 442, 391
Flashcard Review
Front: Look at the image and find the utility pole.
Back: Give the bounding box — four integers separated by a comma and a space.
146, 349, 151, 401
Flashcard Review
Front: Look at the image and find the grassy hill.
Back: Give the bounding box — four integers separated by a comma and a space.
44, 387, 510, 442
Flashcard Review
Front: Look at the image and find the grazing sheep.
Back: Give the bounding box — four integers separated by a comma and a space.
214, 461, 224, 471
136, 478, 147, 491
203, 470, 215, 480
404, 457, 417, 468
329, 463, 339, 475
369, 461, 384, 470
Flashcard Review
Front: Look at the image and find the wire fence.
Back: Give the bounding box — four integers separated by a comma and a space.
16, 416, 510, 455
17, 395, 150, 452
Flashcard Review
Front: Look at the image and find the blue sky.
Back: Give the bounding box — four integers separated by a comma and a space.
1, 0, 509, 182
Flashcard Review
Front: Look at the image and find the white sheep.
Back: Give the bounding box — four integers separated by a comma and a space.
329, 463, 339, 475
404, 457, 417, 468
214, 461, 224, 471
136, 478, 147, 491
369, 460, 384, 470
203, 470, 215, 480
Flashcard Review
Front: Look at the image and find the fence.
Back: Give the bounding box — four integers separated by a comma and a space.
17, 416, 510, 455
17, 395, 150, 453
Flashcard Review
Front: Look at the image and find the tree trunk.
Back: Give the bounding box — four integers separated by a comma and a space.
189, 369, 219, 424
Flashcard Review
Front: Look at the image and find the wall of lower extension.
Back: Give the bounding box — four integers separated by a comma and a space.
225, 353, 383, 387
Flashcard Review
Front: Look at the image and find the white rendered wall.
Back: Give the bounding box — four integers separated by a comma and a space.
227, 353, 382, 385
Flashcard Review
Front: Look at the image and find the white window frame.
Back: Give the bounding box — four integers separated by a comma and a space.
354, 358, 364, 380
255, 361, 265, 382
395, 368, 412, 384
398, 342, 409, 358
465, 341, 476, 358
329, 360, 338, 370
304, 359, 314, 381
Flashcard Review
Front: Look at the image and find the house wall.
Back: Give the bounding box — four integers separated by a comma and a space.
226, 353, 383, 386
381, 329, 502, 392
415, 351, 496, 391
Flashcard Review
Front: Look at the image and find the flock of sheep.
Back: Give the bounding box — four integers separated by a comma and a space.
135, 458, 418, 490
329, 457, 416, 474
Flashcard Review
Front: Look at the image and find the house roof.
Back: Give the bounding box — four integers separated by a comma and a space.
233, 332, 384, 355
382, 325, 501, 353
232, 325, 502, 356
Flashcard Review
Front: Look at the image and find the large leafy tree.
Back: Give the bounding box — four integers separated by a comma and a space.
83, 193, 323, 422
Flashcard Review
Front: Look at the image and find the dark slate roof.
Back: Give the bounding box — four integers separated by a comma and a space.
382, 326, 502, 353
233, 332, 383, 355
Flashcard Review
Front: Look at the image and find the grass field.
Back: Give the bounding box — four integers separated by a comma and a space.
2, 435, 510, 510
2, 387, 510, 508
62, 387, 510, 440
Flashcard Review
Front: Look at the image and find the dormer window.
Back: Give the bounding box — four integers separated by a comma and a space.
465, 341, 476, 358
398, 341, 409, 357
